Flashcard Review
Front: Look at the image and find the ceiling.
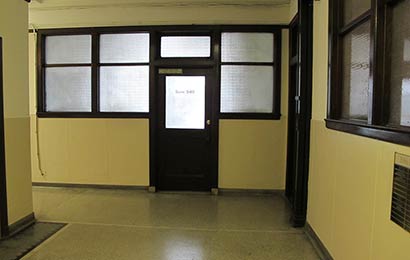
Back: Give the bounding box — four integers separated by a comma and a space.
29, 0, 291, 9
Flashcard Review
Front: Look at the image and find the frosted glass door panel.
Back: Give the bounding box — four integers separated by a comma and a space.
166, 76, 205, 129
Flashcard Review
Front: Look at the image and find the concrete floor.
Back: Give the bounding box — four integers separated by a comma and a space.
23, 187, 320, 260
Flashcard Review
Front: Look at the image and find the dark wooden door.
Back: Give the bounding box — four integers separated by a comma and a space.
286, 0, 313, 228
286, 15, 300, 206
156, 68, 214, 191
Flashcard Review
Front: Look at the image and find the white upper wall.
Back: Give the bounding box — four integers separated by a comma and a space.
29, 0, 292, 28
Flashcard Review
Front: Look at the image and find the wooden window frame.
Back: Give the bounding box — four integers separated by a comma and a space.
327, 0, 410, 146
36, 25, 284, 120
219, 30, 282, 120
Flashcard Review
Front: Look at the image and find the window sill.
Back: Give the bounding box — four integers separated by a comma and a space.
37, 112, 150, 119
325, 119, 410, 146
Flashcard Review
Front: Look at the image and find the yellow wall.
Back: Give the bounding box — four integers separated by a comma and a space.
219, 120, 287, 189
308, 1, 410, 259
29, 0, 290, 28
31, 119, 150, 186
289, 0, 298, 20
0, 0, 33, 225
29, 2, 291, 190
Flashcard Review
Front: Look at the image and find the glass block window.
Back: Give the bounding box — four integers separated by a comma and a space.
341, 21, 371, 121
221, 33, 274, 63
39, 28, 281, 119
161, 36, 211, 58
44, 35, 92, 112
327, 0, 410, 145
100, 66, 149, 112
46, 67, 92, 112
99, 33, 150, 112
387, 0, 410, 127
100, 33, 149, 63
43, 32, 150, 114
46, 35, 92, 64
220, 32, 275, 114
221, 66, 273, 113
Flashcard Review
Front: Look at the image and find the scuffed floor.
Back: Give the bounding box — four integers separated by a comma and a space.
23, 187, 320, 260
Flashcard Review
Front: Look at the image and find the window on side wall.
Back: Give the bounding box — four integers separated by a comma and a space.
37, 27, 282, 120
39, 32, 150, 117
220, 32, 281, 119
327, 0, 410, 146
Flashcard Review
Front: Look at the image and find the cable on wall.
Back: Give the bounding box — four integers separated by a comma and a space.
29, 25, 46, 177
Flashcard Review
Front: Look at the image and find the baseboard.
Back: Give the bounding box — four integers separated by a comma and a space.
7, 212, 35, 238
218, 188, 285, 196
305, 222, 333, 260
32, 182, 148, 191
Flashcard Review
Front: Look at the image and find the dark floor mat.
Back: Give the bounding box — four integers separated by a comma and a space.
0, 222, 66, 260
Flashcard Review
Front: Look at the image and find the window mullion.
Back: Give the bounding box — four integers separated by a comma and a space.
92, 33, 99, 113
273, 30, 282, 118
369, 0, 387, 125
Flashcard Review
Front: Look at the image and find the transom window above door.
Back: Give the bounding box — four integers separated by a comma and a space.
36, 26, 282, 119
160, 36, 211, 58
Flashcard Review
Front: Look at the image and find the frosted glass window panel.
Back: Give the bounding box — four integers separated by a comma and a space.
343, 0, 371, 25
221, 33, 274, 62
341, 21, 371, 121
46, 67, 92, 112
161, 37, 211, 57
387, 0, 410, 127
221, 66, 273, 113
46, 35, 91, 64
166, 76, 205, 129
100, 66, 149, 112
100, 33, 150, 63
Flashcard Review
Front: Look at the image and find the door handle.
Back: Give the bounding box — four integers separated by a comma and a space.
206, 120, 211, 126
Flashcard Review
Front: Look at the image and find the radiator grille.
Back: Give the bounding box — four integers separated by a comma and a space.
391, 159, 410, 232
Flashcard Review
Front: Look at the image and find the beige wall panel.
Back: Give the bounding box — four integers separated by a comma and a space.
67, 120, 109, 183
307, 121, 336, 253
311, 0, 329, 121
4, 118, 33, 224
371, 144, 410, 260
32, 119, 150, 186
330, 132, 380, 260
32, 118, 70, 183
0, 0, 33, 225
219, 120, 287, 190
106, 120, 149, 185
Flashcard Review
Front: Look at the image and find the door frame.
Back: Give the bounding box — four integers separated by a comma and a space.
148, 30, 221, 191
154, 67, 219, 191
285, 14, 299, 203
0, 37, 9, 237
285, 0, 314, 227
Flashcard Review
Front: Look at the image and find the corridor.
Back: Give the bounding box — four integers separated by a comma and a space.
22, 187, 319, 260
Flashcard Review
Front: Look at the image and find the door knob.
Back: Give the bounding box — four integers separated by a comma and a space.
206, 120, 211, 126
